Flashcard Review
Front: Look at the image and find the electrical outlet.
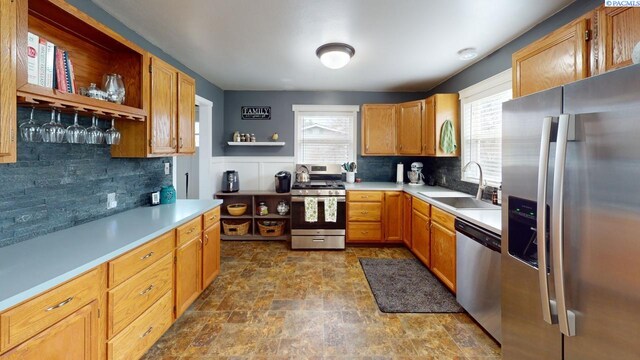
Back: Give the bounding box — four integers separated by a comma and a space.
164, 163, 170, 175
107, 193, 118, 209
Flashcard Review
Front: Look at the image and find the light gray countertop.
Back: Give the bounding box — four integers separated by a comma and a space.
345, 182, 502, 235
0, 199, 222, 312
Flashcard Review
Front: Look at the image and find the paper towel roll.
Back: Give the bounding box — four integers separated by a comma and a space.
396, 163, 404, 184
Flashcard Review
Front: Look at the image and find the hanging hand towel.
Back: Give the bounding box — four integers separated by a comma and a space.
324, 197, 337, 223
304, 197, 318, 222
440, 119, 457, 154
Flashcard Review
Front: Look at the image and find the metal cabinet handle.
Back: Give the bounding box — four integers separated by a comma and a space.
360, 211, 368, 214
537, 116, 555, 325
172, 137, 177, 149
204, 234, 209, 245
361, 231, 368, 234
140, 326, 153, 338
140, 284, 154, 295
552, 114, 576, 337
46, 297, 73, 311
140, 251, 154, 260
180, 137, 184, 148
209, 215, 217, 221
186, 228, 195, 234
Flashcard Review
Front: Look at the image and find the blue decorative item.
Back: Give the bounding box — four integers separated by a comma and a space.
160, 185, 176, 204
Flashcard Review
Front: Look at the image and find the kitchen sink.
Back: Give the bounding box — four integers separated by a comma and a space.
426, 196, 499, 210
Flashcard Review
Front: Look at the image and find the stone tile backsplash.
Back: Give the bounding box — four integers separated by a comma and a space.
0, 108, 172, 248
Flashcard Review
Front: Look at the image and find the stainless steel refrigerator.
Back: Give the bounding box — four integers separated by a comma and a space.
501, 63, 640, 359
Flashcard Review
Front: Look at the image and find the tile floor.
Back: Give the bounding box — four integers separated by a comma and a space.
142, 241, 501, 359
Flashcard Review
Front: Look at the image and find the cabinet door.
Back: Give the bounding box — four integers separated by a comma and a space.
433, 94, 460, 157
0, 301, 98, 360
396, 100, 423, 155
0, 0, 16, 164
402, 194, 412, 248
598, 6, 640, 73
177, 72, 196, 154
202, 222, 220, 289
362, 104, 396, 155
513, 18, 588, 98
175, 236, 201, 317
430, 222, 456, 293
150, 56, 177, 154
411, 210, 430, 267
384, 192, 403, 242
423, 96, 436, 156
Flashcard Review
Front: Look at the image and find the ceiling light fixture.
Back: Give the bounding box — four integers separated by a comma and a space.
316, 43, 355, 69
457, 48, 478, 61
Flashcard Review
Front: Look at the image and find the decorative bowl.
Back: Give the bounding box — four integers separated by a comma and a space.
227, 203, 247, 216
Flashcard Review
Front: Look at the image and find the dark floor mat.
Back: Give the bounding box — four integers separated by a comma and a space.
359, 258, 463, 313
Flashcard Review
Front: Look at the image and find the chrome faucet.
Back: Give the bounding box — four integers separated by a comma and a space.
463, 161, 485, 200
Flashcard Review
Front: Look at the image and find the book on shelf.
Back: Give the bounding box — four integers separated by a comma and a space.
37, 38, 47, 86
27, 32, 39, 85
54, 48, 67, 93
44, 41, 55, 88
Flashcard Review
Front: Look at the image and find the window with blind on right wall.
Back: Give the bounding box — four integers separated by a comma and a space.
458, 69, 512, 187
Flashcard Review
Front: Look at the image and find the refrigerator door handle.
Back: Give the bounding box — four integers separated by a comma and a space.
552, 113, 576, 337
537, 116, 555, 325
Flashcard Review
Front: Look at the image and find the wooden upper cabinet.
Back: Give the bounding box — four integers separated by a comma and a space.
513, 17, 589, 98
0, 0, 16, 164
0, 302, 98, 360
361, 104, 396, 155
597, 6, 640, 73
384, 192, 403, 242
425, 94, 460, 157
177, 72, 196, 154
150, 56, 177, 155
396, 100, 423, 155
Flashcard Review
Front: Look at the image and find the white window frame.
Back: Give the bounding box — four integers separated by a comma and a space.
459, 69, 512, 187
292, 104, 359, 165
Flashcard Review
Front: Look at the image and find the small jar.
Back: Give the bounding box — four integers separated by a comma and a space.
233, 131, 241, 142
257, 201, 269, 216
240, 133, 246, 142
250, 134, 256, 142
276, 200, 289, 215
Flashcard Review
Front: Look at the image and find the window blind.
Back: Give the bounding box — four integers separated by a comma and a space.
461, 89, 512, 186
296, 112, 356, 164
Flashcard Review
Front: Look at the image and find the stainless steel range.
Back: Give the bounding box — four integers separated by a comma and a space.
290, 164, 346, 250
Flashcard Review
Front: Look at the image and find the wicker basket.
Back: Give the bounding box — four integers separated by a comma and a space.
257, 221, 285, 237
222, 220, 250, 236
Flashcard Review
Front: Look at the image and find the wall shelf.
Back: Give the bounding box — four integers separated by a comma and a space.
227, 142, 285, 146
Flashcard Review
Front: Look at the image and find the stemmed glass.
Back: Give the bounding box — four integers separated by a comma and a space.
104, 118, 121, 145
86, 115, 104, 144
65, 112, 86, 144
19, 107, 41, 142
40, 109, 66, 143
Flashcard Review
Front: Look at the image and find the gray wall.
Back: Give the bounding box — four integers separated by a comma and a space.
223, 91, 427, 157
66, 0, 226, 156
0, 109, 172, 248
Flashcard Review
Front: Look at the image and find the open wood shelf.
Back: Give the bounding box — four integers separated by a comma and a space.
17, 84, 146, 121
220, 214, 253, 220
255, 214, 291, 219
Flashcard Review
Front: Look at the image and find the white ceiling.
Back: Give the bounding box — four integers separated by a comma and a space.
92, 0, 574, 92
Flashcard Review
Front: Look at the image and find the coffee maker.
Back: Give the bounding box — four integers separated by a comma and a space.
274, 171, 291, 193
407, 162, 425, 185
222, 170, 239, 192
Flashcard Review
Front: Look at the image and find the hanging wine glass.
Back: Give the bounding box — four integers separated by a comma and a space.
86, 115, 104, 144
65, 112, 86, 144
40, 109, 65, 143
105, 118, 121, 145
19, 107, 41, 142
53, 111, 66, 143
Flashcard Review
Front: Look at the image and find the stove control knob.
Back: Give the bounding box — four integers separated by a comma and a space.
304, 190, 309, 195
328, 190, 334, 195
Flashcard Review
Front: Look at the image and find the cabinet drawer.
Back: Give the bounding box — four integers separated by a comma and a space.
107, 291, 173, 360
347, 202, 382, 222
203, 207, 221, 230
0, 268, 100, 352
108, 231, 174, 288
347, 191, 383, 202
431, 206, 455, 230
108, 253, 173, 338
177, 216, 202, 246
412, 197, 431, 217
348, 222, 382, 242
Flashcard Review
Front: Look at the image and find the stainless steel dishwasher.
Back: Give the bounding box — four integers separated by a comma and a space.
455, 218, 502, 343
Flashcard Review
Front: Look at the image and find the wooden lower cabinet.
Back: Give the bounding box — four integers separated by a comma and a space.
175, 236, 202, 317
347, 222, 383, 242
0, 301, 98, 360
384, 192, 403, 242
107, 292, 173, 360
411, 210, 431, 267
202, 222, 221, 289
430, 222, 456, 292
402, 194, 412, 248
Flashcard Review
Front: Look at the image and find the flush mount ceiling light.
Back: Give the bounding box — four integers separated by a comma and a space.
457, 47, 478, 61
316, 43, 355, 69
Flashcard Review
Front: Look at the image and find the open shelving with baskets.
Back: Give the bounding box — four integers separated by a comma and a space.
215, 191, 291, 241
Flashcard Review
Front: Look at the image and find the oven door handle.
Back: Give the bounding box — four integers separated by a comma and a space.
291, 197, 346, 203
